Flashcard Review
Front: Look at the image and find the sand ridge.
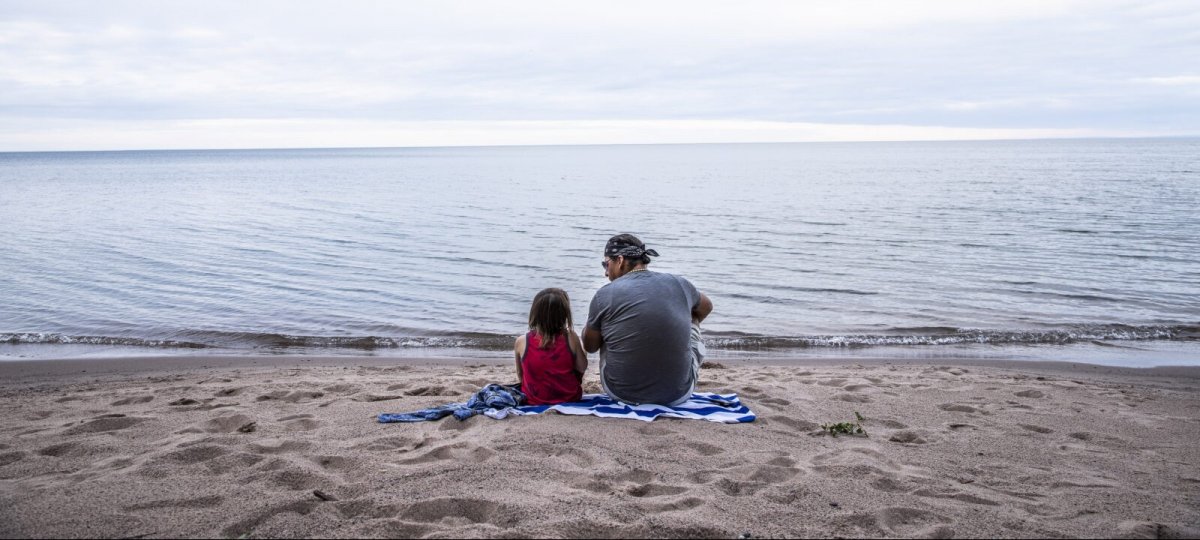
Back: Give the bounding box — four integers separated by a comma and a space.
1, 359, 1199, 538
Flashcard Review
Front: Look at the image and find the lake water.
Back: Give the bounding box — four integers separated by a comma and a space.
2, 140, 1198, 365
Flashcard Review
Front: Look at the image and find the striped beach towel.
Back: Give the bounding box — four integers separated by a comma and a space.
502, 392, 755, 423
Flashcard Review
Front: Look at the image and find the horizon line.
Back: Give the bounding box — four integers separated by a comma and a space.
2, 134, 1196, 155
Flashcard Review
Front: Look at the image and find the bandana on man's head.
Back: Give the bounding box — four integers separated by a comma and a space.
605, 239, 660, 259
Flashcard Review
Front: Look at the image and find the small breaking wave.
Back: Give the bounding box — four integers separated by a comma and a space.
1, 333, 212, 349
3, 323, 1198, 353
704, 324, 1199, 349
0, 331, 518, 351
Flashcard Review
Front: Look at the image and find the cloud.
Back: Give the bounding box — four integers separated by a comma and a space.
0, 0, 1197, 150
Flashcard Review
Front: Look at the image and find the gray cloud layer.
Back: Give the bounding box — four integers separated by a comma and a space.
1, 0, 1197, 149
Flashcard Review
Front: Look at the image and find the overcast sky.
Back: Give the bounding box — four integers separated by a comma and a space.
2, 0, 1198, 151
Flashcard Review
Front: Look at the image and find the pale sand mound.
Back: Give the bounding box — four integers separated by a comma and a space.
0, 358, 1198, 538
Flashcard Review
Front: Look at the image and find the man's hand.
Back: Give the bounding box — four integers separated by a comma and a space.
693, 293, 713, 324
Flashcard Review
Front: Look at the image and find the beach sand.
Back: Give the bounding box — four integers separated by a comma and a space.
1, 355, 1198, 539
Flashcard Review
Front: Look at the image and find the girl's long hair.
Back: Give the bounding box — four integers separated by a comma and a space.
528, 288, 573, 349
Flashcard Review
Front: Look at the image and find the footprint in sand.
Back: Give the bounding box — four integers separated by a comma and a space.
1116, 521, 1200, 539
311, 455, 359, 471
687, 454, 801, 496
283, 390, 325, 403
637, 424, 676, 437
400, 498, 514, 527
810, 447, 919, 495
64, 416, 146, 435
322, 383, 361, 394
0, 451, 26, 467
395, 442, 496, 465
353, 394, 406, 402
220, 500, 321, 538
550, 446, 598, 468
37, 441, 103, 458
403, 386, 454, 397
355, 436, 426, 453
254, 390, 324, 403
521, 441, 597, 467
1014, 389, 1046, 399
870, 475, 911, 493
111, 395, 154, 406
157, 444, 231, 464
648, 496, 705, 512
765, 415, 819, 433
738, 386, 766, 396
610, 468, 655, 484
255, 391, 288, 401
437, 417, 479, 431
912, 487, 998, 506
243, 463, 336, 491
834, 393, 873, 403
248, 440, 315, 455
278, 413, 321, 431
1019, 424, 1053, 434
939, 403, 979, 414
686, 442, 725, 457
876, 507, 955, 538
348, 521, 431, 538
124, 495, 225, 511
817, 378, 848, 388
887, 430, 930, 445
624, 483, 689, 497
758, 397, 791, 407
180, 413, 256, 434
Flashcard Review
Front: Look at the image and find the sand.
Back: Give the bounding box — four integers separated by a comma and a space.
1, 355, 1199, 539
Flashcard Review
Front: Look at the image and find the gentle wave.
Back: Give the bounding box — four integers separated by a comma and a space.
704, 324, 1200, 349
4, 323, 1197, 352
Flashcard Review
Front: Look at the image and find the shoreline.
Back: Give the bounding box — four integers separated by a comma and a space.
3, 353, 1200, 383
2, 355, 1198, 537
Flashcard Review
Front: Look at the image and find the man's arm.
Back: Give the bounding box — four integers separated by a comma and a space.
583, 326, 602, 353
693, 292, 713, 324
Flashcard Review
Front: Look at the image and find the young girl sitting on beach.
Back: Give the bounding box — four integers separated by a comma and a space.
515, 288, 588, 405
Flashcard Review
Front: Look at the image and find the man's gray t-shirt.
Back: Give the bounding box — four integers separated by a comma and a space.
586, 271, 701, 405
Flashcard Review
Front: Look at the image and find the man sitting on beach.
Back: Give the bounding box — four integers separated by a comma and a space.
583, 234, 714, 406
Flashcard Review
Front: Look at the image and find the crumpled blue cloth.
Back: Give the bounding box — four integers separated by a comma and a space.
378, 383, 526, 423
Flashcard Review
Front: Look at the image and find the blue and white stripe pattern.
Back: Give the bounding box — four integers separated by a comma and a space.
508, 392, 755, 423
379, 388, 755, 424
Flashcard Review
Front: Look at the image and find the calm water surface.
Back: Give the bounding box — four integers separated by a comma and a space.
1, 140, 1198, 364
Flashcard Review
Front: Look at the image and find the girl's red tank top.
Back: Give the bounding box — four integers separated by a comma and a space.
521, 331, 583, 405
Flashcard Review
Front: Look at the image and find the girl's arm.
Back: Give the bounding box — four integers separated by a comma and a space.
513, 334, 526, 385
567, 329, 588, 374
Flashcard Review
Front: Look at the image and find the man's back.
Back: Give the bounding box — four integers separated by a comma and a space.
586, 270, 700, 405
